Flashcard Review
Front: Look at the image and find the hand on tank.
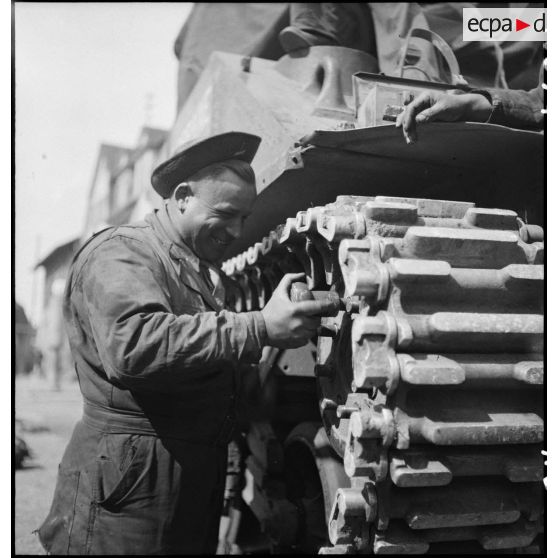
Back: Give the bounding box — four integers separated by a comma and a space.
261, 273, 337, 349
395, 91, 492, 144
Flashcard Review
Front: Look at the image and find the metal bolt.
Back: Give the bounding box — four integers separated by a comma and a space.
349, 410, 383, 439
519, 224, 544, 243
320, 398, 338, 413
344, 297, 360, 313
337, 405, 359, 418
240, 56, 252, 72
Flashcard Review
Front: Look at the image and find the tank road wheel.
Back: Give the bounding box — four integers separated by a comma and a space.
283, 422, 350, 553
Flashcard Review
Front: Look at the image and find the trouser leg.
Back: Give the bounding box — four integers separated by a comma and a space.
38, 421, 227, 555
280, 3, 375, 53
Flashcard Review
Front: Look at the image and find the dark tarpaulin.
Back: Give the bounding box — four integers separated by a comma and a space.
419, 2, 544, 90
174, 3, 289, 112
173, 3, 544, 114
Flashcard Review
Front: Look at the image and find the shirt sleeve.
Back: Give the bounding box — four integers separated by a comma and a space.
75, 234, 268, 391
472, 62, 545, 130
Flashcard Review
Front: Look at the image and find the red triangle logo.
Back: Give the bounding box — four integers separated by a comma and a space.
516, 18, 530, 31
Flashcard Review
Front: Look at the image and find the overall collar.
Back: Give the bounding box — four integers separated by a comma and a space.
146, 205, 225, 311
154, 203, 201, 272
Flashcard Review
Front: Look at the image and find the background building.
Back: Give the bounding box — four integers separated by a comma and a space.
33, 126, 167, 388
15, 302, 36, 377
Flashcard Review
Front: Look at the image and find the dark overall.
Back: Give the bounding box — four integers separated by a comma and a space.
37, 207, 267, 555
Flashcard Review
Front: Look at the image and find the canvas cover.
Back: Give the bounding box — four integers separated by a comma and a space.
174, 3, 544, 113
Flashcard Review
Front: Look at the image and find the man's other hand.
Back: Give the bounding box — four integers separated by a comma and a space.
395, 91, 492, 144
261, 273, 337, 349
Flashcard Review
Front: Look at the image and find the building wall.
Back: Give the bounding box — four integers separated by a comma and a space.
36, 262, 74, 387
15, 326, 35, 375
133, 148, 157, 199
130, 148, 164, 220
112, 167, 134, 215
84, 159, 112, 238
15, 304, 35, 376
42, 264, 68, 314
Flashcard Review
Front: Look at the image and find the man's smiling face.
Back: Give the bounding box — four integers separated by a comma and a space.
176, 167, 256, 263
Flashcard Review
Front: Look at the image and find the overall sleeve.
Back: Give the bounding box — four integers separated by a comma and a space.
475, 62, 545, 130
76, 235, 267, 390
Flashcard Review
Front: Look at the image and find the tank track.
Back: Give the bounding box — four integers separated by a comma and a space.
222, 195, 544, 554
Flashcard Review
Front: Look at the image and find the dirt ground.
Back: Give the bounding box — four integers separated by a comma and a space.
15, 374, 82, 555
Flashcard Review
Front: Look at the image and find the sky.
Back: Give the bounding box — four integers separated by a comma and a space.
14, 2, 193, 326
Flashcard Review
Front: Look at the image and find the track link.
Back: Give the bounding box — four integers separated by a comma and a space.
222, 195, 544, 554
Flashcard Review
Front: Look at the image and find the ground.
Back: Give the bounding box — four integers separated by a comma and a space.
15, 374, 82, 555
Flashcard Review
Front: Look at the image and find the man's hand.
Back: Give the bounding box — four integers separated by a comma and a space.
260, 273, 337, 349
395, 91, 493, 144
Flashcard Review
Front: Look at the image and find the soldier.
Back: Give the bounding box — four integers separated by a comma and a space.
37, 132, 335, 555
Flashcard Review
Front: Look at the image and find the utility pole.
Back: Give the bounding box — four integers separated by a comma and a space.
144, 93, 154, 126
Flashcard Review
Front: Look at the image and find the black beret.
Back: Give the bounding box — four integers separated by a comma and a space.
151, 131, 261, 198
